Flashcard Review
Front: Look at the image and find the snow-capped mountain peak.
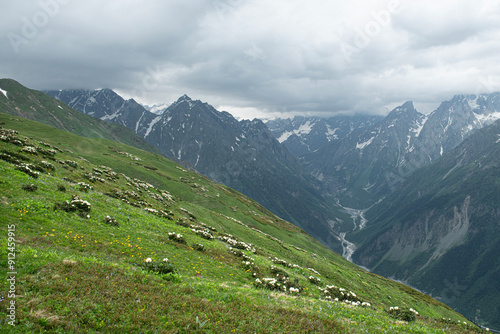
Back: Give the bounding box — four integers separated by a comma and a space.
143, 103, 170, 115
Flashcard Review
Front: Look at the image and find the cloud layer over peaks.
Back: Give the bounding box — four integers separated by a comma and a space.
1, 0, 500, 118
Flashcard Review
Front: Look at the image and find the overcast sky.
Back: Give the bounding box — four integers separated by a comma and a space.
2, 0, 500, 119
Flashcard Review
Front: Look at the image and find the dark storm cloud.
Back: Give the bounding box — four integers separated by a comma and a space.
1, 0, 500, 119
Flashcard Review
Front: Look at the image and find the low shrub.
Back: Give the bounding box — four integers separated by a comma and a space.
319, 285, 362, 303
22, 184, 38, 192
78, 182, 92, 192
192, 243, 205, 251
104, 215, 119, 227
387, 306, 418, 322
15, 163, 39, 178
65, 160, 78, 168
54, 195, 91, 218
176, 219, 190, 228
0, 152, 20, 164
141, 258, 176, 275
191, 228, 214, 240
168, 232, 187, 244
21, 146, 37, 154
308, 276, 321, 285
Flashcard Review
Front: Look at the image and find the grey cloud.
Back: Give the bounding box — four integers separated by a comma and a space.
1, 0, 500, 118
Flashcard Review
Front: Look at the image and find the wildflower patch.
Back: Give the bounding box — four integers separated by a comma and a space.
191, 227, 215, 240
387, 306, 419, 322
218, 234, 256, 253
254, 275, 300, 294
319, 285, 362, 304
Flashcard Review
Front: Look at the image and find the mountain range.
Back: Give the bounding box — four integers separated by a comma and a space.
0, 102, 477, 333
265, 115, 382, 157
2, 78, 496, 328
303, 95, 500, 208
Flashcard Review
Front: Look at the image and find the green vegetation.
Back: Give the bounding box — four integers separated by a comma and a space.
0, 113, 484, 333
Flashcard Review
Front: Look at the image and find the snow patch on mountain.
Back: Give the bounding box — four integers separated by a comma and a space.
443, 108, 454, 132
144, 103, 170, 115
69, 96, 79, 106
356, 137, 375, 150
412, 115, 428, 137
296, 121, 314, 136
0, 88, 8, 99
144, 116, 162, 138
473, 111, 500, 126
135, 111, 146, 133
277, 121, 315, 143
467, 96, 479, 110
278, 131, 293, 143
325, 124, 339, 141
101, 109, 121, 121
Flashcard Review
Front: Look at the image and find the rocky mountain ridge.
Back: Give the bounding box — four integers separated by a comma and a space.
303, 94, 500, 208
265, 115, 382, 157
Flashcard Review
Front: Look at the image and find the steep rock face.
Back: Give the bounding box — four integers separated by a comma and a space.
351, 120, 500, 329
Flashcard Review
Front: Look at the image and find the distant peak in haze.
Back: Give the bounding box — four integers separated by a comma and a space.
142, 102, 171, 115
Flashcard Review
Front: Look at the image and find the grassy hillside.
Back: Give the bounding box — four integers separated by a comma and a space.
0, 113, 483, 333
0, 78, 162, 156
